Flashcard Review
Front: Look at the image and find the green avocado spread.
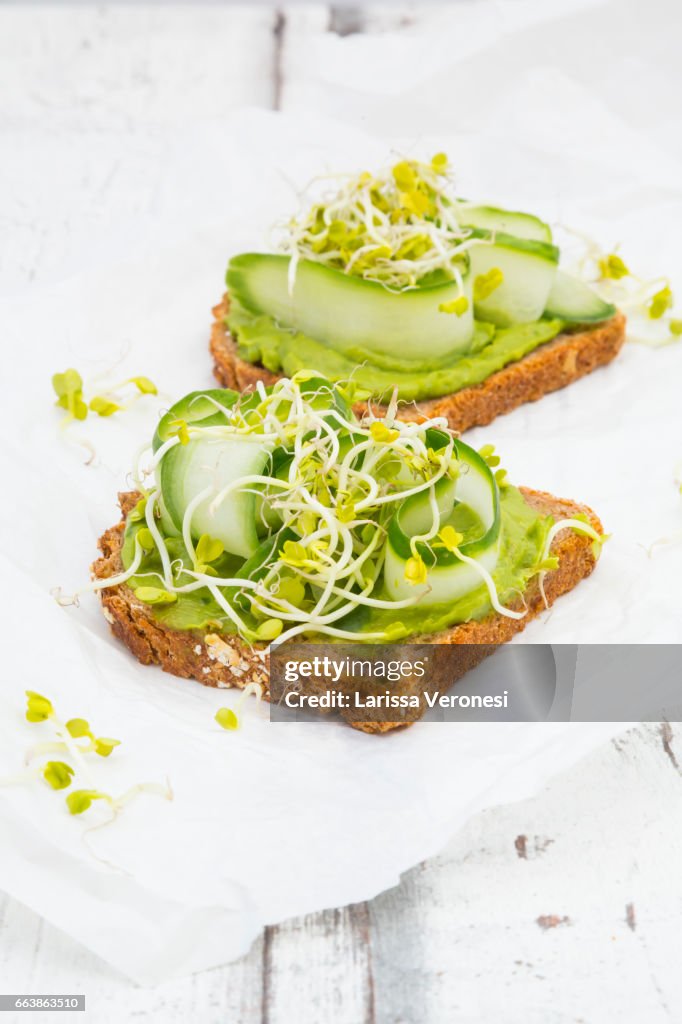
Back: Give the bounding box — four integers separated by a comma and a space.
121, 485, 552, 643
226, 298, 565, 404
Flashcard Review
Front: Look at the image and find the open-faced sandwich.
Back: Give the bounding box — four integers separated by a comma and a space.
92, 373, 604, 732
211, 156, 625, 430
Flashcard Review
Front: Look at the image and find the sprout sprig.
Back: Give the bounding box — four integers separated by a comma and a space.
51, 368, 159, 464
277, 154, 491, 293
1, 690, 171, 834
85, 373, 582, 644
561, 228, 680, 346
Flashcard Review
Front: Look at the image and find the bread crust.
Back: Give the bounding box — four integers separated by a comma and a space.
93, 489, 602, 732
210, 295, 625, 431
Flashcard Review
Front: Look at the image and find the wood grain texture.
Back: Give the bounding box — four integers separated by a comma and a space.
1, 5, 680, 1023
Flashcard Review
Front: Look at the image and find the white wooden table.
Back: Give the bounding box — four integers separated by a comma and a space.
2, 6, 681, 1020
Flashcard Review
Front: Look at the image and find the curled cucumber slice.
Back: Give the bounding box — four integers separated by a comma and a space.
384, 439, 500, 606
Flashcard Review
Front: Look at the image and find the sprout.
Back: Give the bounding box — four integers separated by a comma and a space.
43, 761, 75, 791
369, 421, 399, 444
215, 682, 265, 733
66, 790, 108, 815
276, 154, 486, 292
599, 253, 629, 280
91, 375, 538, 643
649, 286, 673, 320
195, 534, 225, 569
89, 396, 121, 417
215, 707, 239, 731
404, 554, 428, 586
474, 268, 504, 302
439, 296, 469, 316
133, 586, 178, 605
25, 691, 54, 723
536, 517, 605, 608
560, 227, 680, 345
51, 367, 160, 464
129, 376, 157, 395
438, 526, 464, 552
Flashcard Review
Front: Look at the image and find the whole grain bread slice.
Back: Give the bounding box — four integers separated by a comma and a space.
210, 295, 625, 431
93, 488, 602, 733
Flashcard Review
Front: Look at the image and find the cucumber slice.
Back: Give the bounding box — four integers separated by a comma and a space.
544, 269, 616, 323
159, 435, 271, 560
227, 254, 475, 365
383, 439, 500, 606
469, 232, 559, 327
457, 204, 552, 243
154, 388, 271, 559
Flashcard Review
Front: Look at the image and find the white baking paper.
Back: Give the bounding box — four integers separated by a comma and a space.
1, 0, 681, 984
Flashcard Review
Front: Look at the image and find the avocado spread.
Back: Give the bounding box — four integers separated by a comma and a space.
226, 298, 565, 404
121, 484, 551, 642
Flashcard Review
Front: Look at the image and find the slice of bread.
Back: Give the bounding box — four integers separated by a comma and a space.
93, 489, 603, 733
210, 295, 625, 432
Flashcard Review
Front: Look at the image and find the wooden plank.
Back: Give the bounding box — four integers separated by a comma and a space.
367, 723, 682, 1022
262, 905, 375, 1024
0, 894, 265, 1023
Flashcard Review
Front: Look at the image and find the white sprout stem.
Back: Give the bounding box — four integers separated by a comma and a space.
181, 486, 214, 566
144, 491, 174, 588
536, 518, 603, 609
409, 481, 440, 557
276, 621, 390, 644
209, 475, 292, 518
452, 547, 526, 621
51, 716, 97, 786
113, 780, 173, 810
540, 518, 602, 563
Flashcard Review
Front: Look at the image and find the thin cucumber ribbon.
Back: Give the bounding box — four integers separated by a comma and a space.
383, 436, 501, 605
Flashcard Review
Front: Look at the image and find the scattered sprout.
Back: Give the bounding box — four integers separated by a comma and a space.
51, 367, 159, 435
215, 682, 266, 733
598, 253, 629, 280
648, 285, 673, 320
52, 369, 88, 423
42, 761, 75, 791
562, 228, 680, 345
92, 738, 121, 758
65, 718, 91, 739
89, 396, 121, 417
215, 707, 240, 731
66, 789, 110, 815
129, 376, 158, 395
26, 691, 54, 723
